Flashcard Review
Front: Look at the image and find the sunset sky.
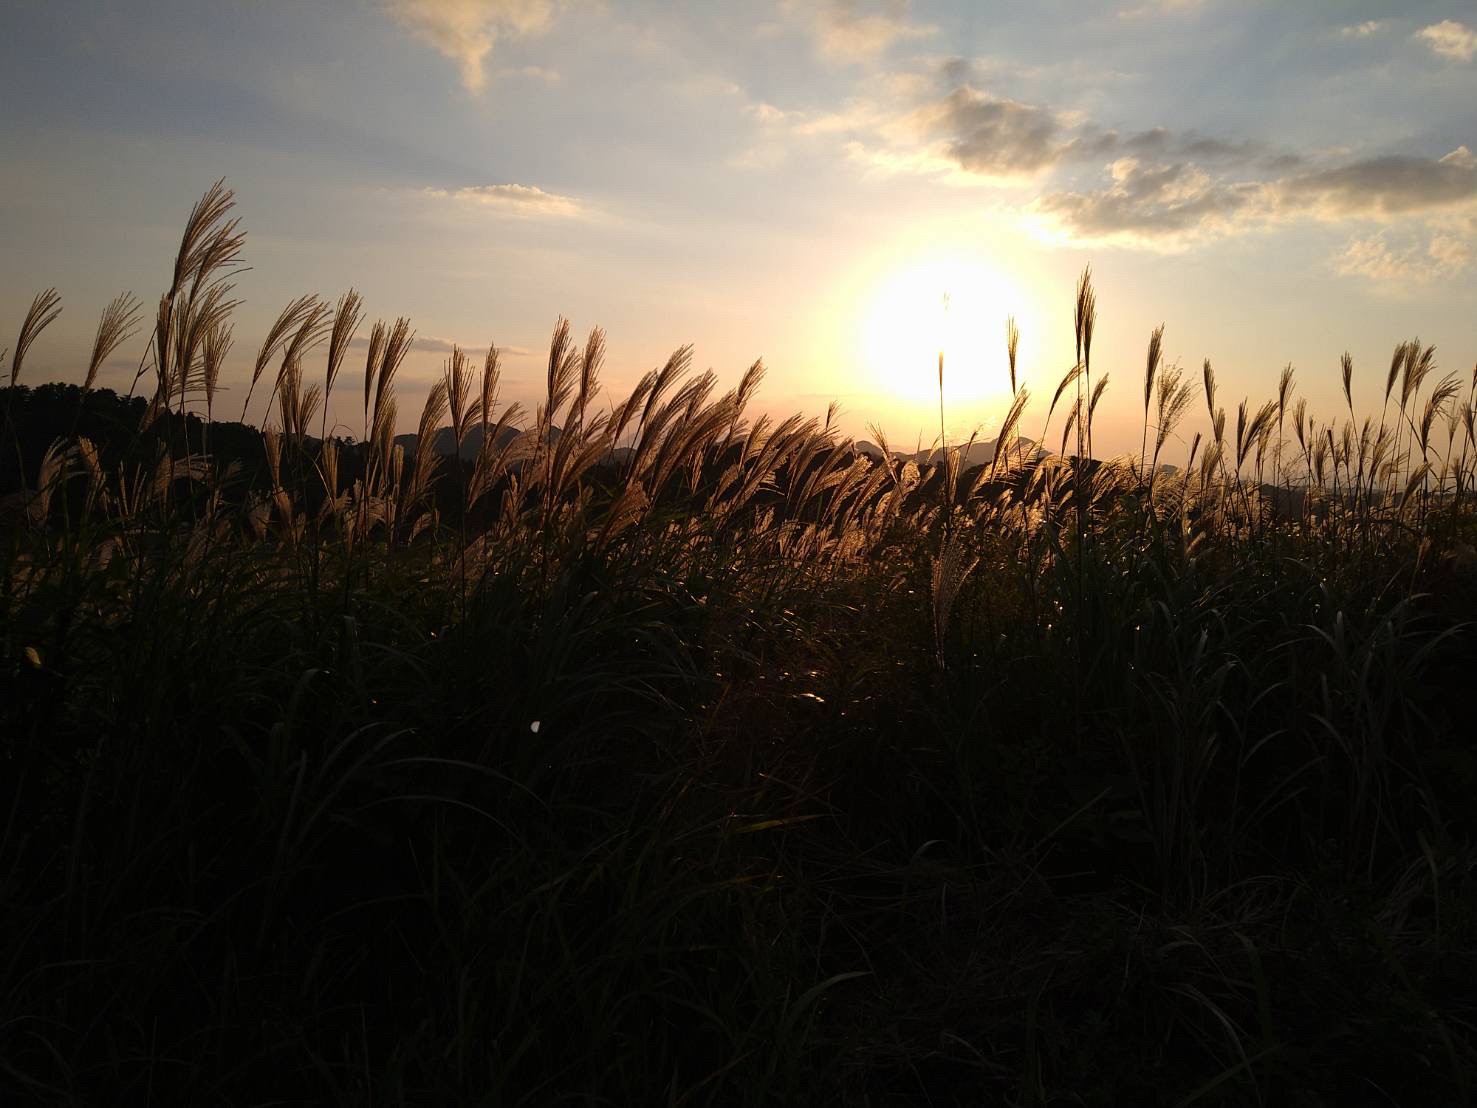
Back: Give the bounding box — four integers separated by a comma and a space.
3, 1, 1474, 457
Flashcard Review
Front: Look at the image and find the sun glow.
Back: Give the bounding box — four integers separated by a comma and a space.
853, 255, 1038, 433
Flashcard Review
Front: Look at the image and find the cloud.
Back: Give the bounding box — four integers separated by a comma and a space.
1336, 232, 1472, 283
1340, 20, 1384, 39
1429, 231, 1474, 271
496, 63, 559, 82
1061, 125, 1271, 167
422, 182, 583, 217
350, 333, 536, 357
386, 0, 554, 93
802, 0, 933, 63
744, 52, 1474, 258
1277, 147, 1477, 218
1414, 19, 1477, 61
1035, 158, 1262, 247
1117, 0, 1204, 19
733, 81, 926, 171
923, 85, 1062, 176
829, 61, 1278, 184
1035, 146, 1477, 247
743, 62, 1068, 182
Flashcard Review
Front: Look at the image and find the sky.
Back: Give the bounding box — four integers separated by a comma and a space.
2, 0, 1474, 458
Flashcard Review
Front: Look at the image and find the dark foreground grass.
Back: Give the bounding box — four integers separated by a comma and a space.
3, 184, 1476, 1105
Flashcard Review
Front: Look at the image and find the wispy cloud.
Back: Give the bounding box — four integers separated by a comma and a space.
1116, 0, 1204, 20
1336, 231, 1472, 284
422, 182, 583, 217
1414, 19, 1477, 62
797, 0, 934, 63
1339, 20, 1384, 39
386, 0, 554, 93
496, 63, 560, 83
350, 333, 536, 357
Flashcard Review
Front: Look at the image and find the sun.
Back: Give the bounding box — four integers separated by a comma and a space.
853, 255, 1036, 424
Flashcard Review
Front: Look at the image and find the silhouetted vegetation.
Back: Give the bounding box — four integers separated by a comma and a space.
4, 183, 1476, 1106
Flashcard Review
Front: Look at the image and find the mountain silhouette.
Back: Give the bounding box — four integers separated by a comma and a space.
392, 423, 558, 460
853, 437, 1039, 468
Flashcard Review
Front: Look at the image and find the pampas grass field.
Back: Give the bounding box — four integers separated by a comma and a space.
3, 182, 1476, 1106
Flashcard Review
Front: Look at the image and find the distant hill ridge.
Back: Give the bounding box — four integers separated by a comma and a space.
392, 423, 549, 460
392, 428, 1057, 472
396, 426, 1033, 470
390, 424, 649, 465
852, 437, 1041, 468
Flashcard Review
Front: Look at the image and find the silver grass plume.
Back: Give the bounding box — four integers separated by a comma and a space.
85, 293, 143, 391
10, 289, 63, 386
